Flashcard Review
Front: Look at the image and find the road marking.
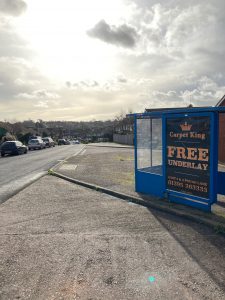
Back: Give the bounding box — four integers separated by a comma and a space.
80, 149, 86, 155
52, 146, 85, 171
59, 164, 77, 171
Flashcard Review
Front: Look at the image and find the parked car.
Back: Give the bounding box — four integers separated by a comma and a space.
72, 140, 80, 144
29, 135, 42, 140
0, 141, 27, 157
28, 138, 46, 150
58, 139, 67, 145
42, 137, 55, 147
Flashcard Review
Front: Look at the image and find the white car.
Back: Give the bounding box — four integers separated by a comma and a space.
28, 138, 46, 150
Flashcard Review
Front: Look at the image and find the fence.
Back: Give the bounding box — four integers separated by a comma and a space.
113, 134, 134, 145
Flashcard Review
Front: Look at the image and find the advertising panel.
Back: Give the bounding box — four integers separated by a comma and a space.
166, 116, 210, 199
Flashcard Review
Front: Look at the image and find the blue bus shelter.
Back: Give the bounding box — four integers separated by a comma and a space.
131, 106, 225, 211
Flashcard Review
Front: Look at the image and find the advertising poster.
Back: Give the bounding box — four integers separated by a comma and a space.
166, 116, 210, 199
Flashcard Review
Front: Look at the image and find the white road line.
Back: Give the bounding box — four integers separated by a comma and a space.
80, 149, 86, 155
52, 146, 85, 170
59, 164, 77, 171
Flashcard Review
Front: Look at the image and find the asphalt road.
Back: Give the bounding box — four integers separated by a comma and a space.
0, 176, 225, 299
0, 144, 84, 204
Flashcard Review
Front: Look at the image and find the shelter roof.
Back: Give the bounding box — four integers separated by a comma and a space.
216, 95, 225, 107
128, 106, 225, 118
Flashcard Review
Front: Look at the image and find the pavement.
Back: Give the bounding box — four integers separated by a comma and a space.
52, 144, 225, 232
1, 175, 225, 299
1, 143, 225, 299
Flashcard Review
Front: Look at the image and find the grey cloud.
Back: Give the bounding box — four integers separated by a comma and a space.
122, 1, 225, 91
65, 81, 71, 88
14, 78, 40, 87
130, 1, 225, 63
0, 0, 27, 16
0, 14, 43, 105
119, 52, 174, 77
16, 90, 60, 100
87, 20, 138, 48
65, 77, 129, 94
0, 57, 51, 106
0, 20, 32, 58
1, 0, 225, 121
152, 90, 177, 99
65, 80, 99, 89
34, 101, 49, 108
80, 80, 98, 87
117, 75, 128, 83
141, 75, 225, 110
127, 0, 225, 10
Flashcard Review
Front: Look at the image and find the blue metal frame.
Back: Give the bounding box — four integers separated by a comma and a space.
210, 112, 218, 204
132, 106, 225, 212
128, 106, 225, 118
134, 116, 138, 191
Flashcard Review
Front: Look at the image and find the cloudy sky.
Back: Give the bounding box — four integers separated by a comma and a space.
0, 0, 225, 121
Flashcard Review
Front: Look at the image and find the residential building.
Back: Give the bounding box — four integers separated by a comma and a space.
217, 95, 225, 163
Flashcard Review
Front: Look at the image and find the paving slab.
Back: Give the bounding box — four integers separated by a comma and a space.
0, 176, 225, 299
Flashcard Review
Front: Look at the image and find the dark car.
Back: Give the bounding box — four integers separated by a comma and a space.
0, 141, 28, 157
58, 139, 67, 145
42, 137, 55, 147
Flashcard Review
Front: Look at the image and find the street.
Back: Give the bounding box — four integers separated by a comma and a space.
0, 144, 84, 204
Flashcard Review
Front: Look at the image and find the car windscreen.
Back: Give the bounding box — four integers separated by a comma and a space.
1, 142, 16, 149
29, 140, 39, 144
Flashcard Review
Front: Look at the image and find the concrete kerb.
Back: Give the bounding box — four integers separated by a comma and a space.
0, 172, 46, 205
50, 170, 225, 234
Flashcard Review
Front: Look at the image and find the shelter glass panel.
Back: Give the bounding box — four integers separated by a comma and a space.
137, 117, 162, 175
137, 118, 151, 170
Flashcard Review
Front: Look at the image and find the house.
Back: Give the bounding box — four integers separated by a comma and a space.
217, 95, 225, 163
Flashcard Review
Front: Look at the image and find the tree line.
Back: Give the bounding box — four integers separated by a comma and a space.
0, 115, 134, 145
